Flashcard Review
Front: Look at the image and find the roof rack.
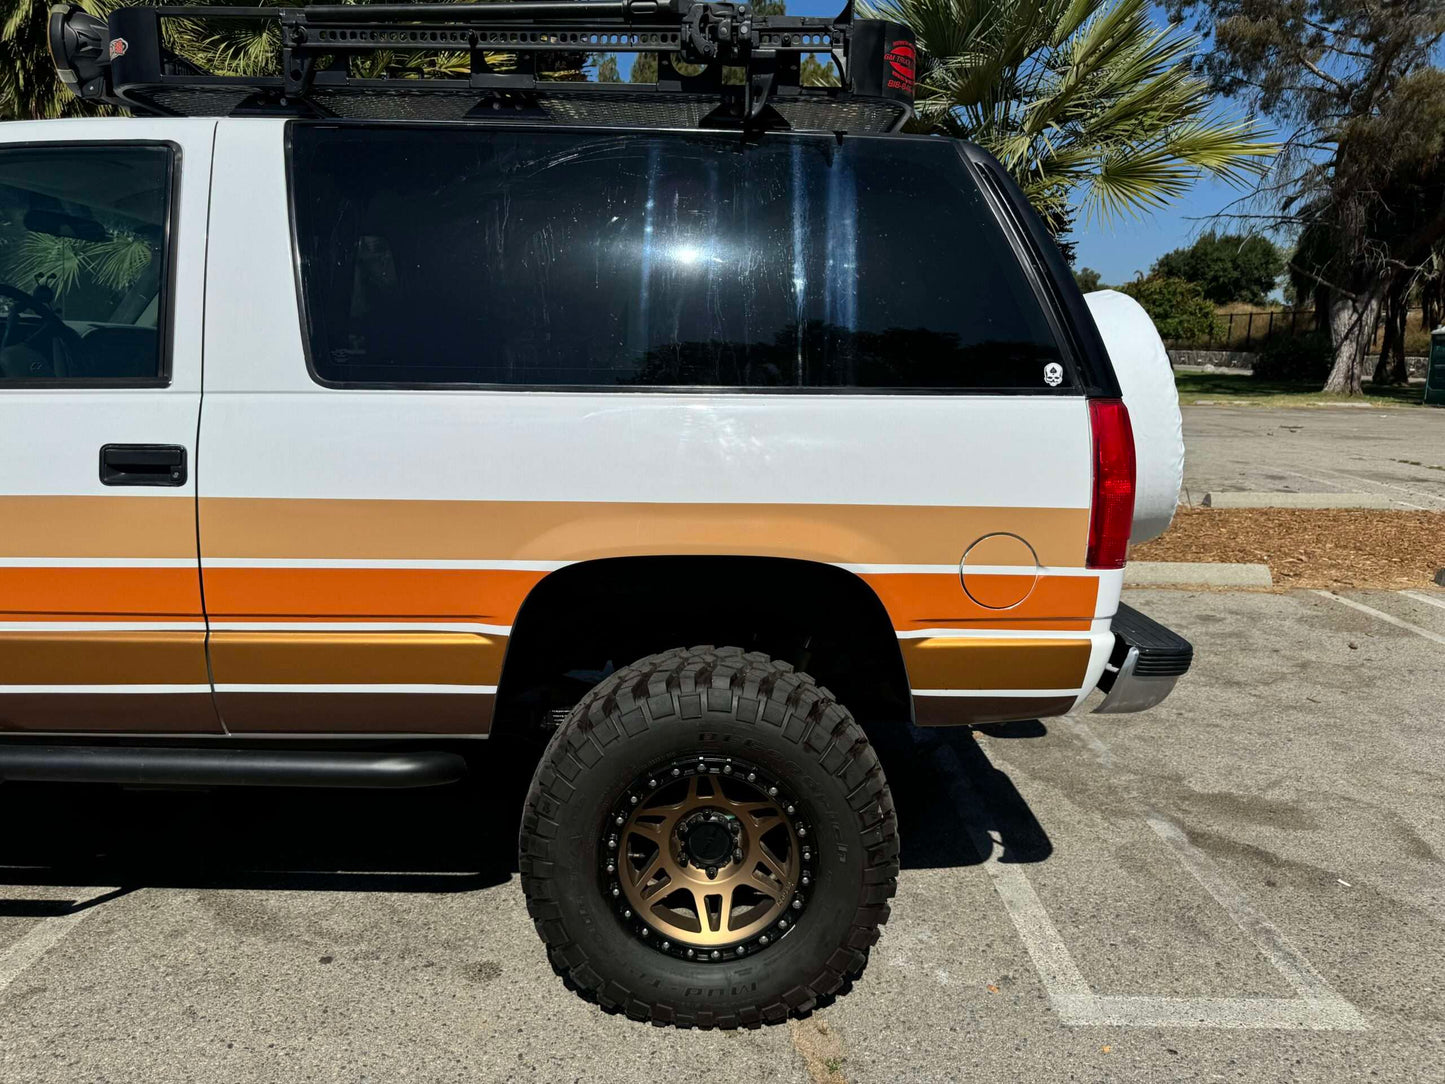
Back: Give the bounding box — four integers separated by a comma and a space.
48, 1, 918, 133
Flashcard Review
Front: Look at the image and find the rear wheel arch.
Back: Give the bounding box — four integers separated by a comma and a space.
492, 556, 912, 736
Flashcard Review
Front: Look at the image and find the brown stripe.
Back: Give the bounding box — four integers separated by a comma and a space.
0, 632, 209, 685
215, 691, 493, 734
898, 637, 1091, 690
208, 631, 505, 685
0, 692, 220, 733
912, 695, 1077, 727
0, 496, 196, 558
199, 498, 1089, 567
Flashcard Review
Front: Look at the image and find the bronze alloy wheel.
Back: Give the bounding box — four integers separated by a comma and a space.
603, 754, 812, 961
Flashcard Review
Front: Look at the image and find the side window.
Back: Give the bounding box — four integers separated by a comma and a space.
290, 126, 1069, 391
0, 144, 171, 383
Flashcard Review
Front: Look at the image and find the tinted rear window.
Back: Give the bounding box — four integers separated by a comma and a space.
290, 125, 1068, 390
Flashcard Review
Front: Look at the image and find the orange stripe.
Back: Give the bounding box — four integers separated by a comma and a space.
858, 572, 1097, 632
898, 637, 1091, 690
202, 567, 545, 623
0, 568, 202, 619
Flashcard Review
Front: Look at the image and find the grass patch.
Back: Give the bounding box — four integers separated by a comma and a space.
1174, 371, 1425, 407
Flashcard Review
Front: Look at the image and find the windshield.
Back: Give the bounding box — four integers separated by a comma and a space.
291, 126, 1069, 391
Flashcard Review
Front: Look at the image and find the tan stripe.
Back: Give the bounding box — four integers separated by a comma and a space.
199, 498, 1089, 567
0, 632, 209, 685
208, 631, 505, 685
0, 496, 196, 558
898, 637, 1092, 690
912, 695, 1077, 727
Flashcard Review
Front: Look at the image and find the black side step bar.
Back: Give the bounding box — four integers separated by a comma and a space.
0, 746, 467, 789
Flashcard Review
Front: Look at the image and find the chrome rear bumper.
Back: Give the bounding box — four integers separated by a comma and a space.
1093, 603, 1194, 714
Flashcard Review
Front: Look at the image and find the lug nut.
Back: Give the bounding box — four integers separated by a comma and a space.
786, 804, 794, 814
672, 768, 681, 777
648, 778, 657, 788
792, 898, 802, 910
606, 862, 615, 873
611, 886, 620, 897
686, 948, 695, 957
723, 764, 732, 774
747, 772, 756, 782
736, 946, 746, 955
629, 795, 639, 805
801, 874, 810, 886
759, 935, 769, 946
615, 815, 624, 825
797, 826, 807, 838
710, 950, 721, 960
707, 866, 718, 879
803, 850, 811, 861
640, 927, 649, 937
767, 786, 778, 797
733, 849, 743, 861
661, 940, 670, 950
778, 918, 788, 929
624, 909, 632, 918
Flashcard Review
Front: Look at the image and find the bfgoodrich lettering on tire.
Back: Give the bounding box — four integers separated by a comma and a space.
519, 646, 900, 1027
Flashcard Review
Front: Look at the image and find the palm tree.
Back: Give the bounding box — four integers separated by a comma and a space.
2, 1, 122, 120
868, 0, 1274, 245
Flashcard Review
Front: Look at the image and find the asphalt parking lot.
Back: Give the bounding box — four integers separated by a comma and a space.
1, 585, 1442, 1083
1182, 405, 1445, 508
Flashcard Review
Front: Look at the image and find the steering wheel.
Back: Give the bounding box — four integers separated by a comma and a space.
0, 282, 85, 378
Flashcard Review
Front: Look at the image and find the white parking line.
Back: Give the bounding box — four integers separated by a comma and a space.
942, 727, 1367, 1030
0, 887, 119, 999
1316, 591, 1445, 646
1401, 590, 1445, 613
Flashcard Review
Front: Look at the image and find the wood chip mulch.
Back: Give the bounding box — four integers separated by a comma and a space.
1129, 506, 1445, 590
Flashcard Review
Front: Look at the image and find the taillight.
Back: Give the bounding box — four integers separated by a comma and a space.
1086, 398, 1136, 569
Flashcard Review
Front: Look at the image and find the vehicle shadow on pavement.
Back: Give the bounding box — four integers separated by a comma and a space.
0, 736, 543, 896
865, 720, 1055, 870
0, 725, 1053, 895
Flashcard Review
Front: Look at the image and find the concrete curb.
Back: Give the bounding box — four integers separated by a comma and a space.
1126, 561, 1274, 587
1203, 491, 1402, 510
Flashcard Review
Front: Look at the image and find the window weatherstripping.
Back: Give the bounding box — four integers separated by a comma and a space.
288, 124, 1081, 395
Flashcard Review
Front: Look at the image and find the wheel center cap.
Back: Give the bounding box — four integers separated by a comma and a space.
683, 818, 733, 868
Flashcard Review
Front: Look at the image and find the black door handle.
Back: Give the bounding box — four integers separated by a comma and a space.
99, 443, 187, 487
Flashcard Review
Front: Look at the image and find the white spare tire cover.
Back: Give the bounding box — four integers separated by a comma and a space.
1083, 290, 1184, 544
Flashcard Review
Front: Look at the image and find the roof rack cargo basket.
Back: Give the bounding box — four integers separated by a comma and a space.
48, 1, 917, 133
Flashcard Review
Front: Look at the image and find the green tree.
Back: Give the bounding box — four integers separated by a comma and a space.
1119, 276, 1220, 342
868, 0, 1274, 252
1169, 0, 1445, 394
1151, 231, 1282, 305
1074, 266, 1104, 292
593, 53, 622, 84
